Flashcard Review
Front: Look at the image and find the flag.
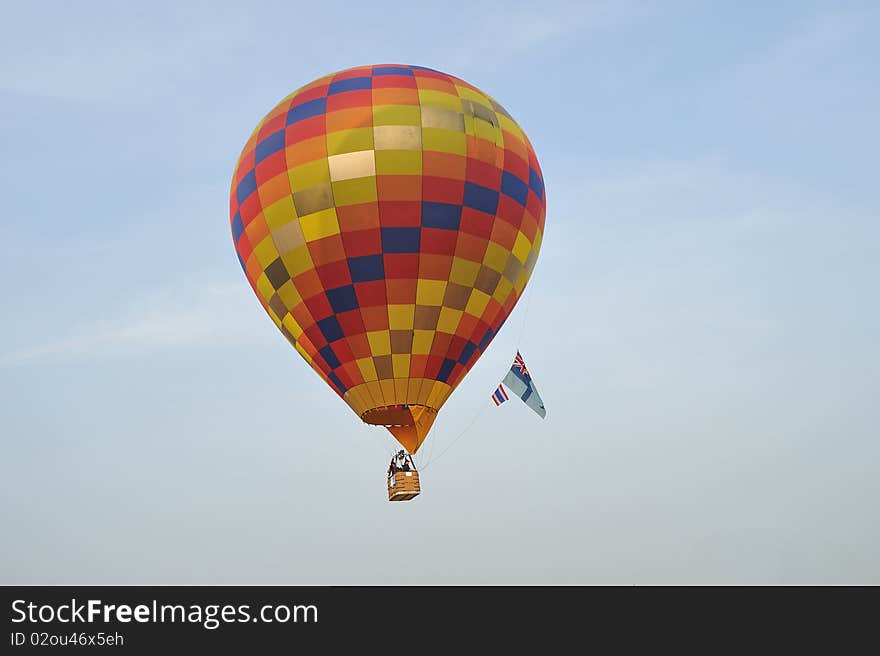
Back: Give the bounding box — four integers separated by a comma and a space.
491, 384, 509, 406
500, 351, 547, 418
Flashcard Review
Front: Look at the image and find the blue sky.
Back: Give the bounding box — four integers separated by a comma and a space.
1, 0, 878, 583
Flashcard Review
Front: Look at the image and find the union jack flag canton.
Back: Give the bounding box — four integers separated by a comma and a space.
499, 350, 547, 418
513, 352, 530, 378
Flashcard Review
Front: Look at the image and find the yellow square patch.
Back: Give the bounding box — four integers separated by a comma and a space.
416, 279, 446, 306
449, 257, 480, 286
356, 357, 378, 382
262, 195, 297, 230
256, 272, 274, 303
464, 289, 491, 317
367, 330, 392, 356
299, 207, 340, 242
280, 244, 314, 276
375, 150, 422, 176
332, 176, 378, 206
412, 329, 435, 355
372, 105, 421, 126
492, 276, 513, 304
512, 231, 532, 264
421, 128, 467, 155
392, 354, 411, 378
418, 89, 462, 112
436, 307, 463, 334
288, 159, 331, 191
277, 279, 302, 308
482, 241, 510, 272
253, 235, 281, 267
327, 128, 374, 156
387, 304, 415, 330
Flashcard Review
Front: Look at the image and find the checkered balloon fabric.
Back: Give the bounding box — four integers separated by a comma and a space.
230, 64, 546, 453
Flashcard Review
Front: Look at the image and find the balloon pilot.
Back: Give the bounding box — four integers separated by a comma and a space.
387, 450, 415, 478
386, 449, 420, 501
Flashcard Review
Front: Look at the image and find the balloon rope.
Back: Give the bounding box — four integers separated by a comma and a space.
367, 432, 395, 464
516, 280, 535, 346
418, 278, 537, 471
420, 417, 438, 468
419, 402, 488, 471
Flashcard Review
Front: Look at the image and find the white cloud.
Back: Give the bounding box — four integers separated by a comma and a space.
446, 1, 638, 69
0, 283, 267, 366
0, 4, 242, 101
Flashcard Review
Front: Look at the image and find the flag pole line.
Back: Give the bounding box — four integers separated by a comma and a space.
418, 402, 489, 471
417, 279, 541, 471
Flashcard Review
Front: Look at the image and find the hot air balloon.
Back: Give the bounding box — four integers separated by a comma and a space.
229, 65, 546, 499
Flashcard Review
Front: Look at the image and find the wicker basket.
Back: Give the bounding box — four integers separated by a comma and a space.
387, 470, 420, 502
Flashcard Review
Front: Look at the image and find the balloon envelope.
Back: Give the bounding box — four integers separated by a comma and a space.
230, 64, 546, 453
